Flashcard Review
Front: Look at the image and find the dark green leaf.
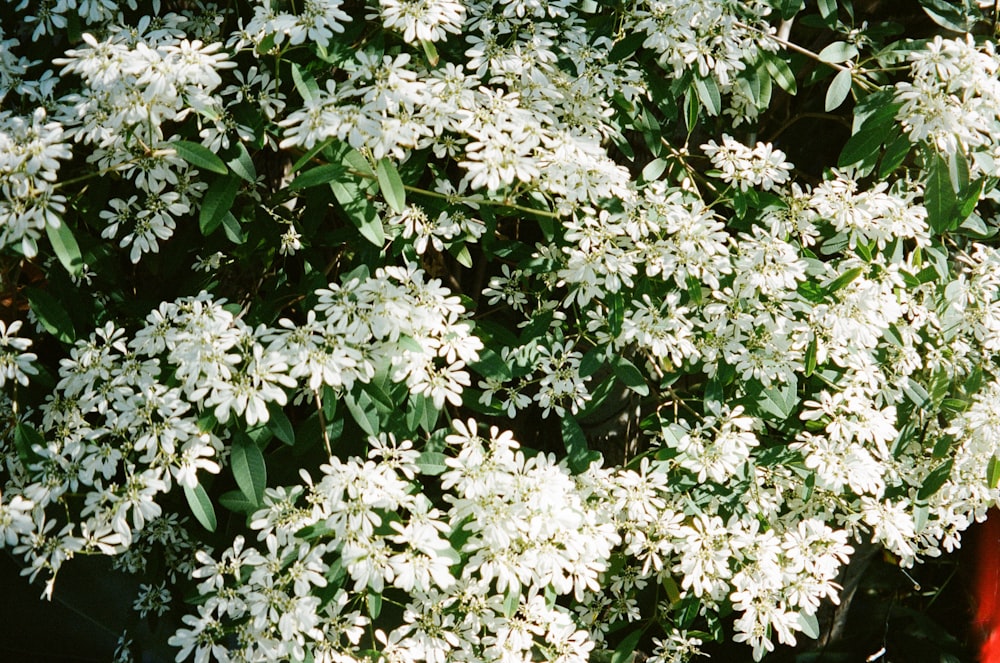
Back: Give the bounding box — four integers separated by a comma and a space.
25, 287, 75, 344
330, 179, 385, 247
824, 266, 863, 296
266, 403, 295, 446
417, 451, 448, 476
561, 415, 592, 473
227, 143, 257, 182
918, 0, 979, 32
199, 175, 240, 235
14, 423, 44, 466
988, 455, 1000, 489
917, 459, 953, 500
612, 630, 645, 663
173, 140, 227, 175
579, 347, 604, 378
693, 76, 721, 116
289, 163, 345, 190
345, 389, 379, 436
817, 0, 837, 20
184, 483, 217, 532
611, 356, 649, 397
290, 62, 320, 103
219, 490, 258, 514
764, 54, 797, 94
924, 151, 957, 234
376, 158, 406, 214
220, 212, 245, 244
367, 591, 382, 619
755, 377, 799, 421
232, 434, 267, 506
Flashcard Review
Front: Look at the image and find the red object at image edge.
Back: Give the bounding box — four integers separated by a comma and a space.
977, 511, 1000, 663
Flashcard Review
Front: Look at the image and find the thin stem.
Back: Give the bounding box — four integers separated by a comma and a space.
313, 389, 332, 458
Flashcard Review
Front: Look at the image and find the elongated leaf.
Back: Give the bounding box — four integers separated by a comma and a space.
917, 459, 953, 500
376, 158, 406, 214
232, 435, 267, 506
173, 140, 227, 175
289, 163, 345, 190
330, 178, 385, 247
693, 76, 721, 116
561, 415, 592, 473
14, 423, 44, 466
219, 489, 258, 514
611, 355, 649, 396
817, 0, 837, 20
25, 287, 75, 343
227, 143, 256, 182
764, 54, 797, 94
345, 389, 379, 436
612, 630, 645, 663
290, 62, 319, 103
266, 403, 295, 446
924, 152, 957, 234
420, 38, 439, 66
818, 41, 858, 63
825, 69, 853, 111
417, 451, 448, 476
184, 483, 217, 532
199, 175, 240, 235
46, 221, 84, 277
824, 266, 863, 296
988, 455, 1000, 489
755, 378, 799, 421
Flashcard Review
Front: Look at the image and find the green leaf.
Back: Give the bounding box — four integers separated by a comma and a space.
642, 157, 668, 182
199, 174, 241, 236
184, 483, 217, 532
917, 459, 953, 500
755, 377, 799, 422
420, 39, 439, 66
289, 163, 346, 190
266, 403, 295, 446
290, 62, 320, 103
172, 140, 227, 175
799, 612, 821, 640
376, 157, 406, 214
838, 96, 902, 167
417, 451, 448, 476
824, 69, 853, 111
14, 423, 44, 466
345, 389, 379, 436
804, 335, 817, 377
824, 266, 863, 296
779, 0, 805, 19
818, 41, 859, 63
764, 53, 797, 94
220, 212, 245, 244
612, 630, 645, 663
919, 0, 979, 32
219, 489, 259, 514
46, 221, 84, 277
561, 415, 594, 473
232, 434, 267, 506
924, 152, 957, 234
367, 591, 382, 619
693, 76, 721, 116
611, 356, 649, 397
25, 287, 75, 344
579, 347, 604, 378
291, 138, 333, 172
503, 585, 520, 618
227, 143, 257, 183
817, 0, 837, 20
988, 455, 1000, 489
330, 179, 385, 247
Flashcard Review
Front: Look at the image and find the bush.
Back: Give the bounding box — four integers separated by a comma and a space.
1, 0, 999, 661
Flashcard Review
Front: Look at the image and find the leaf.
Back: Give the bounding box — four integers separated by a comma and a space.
561, 415, 593, 474
838, 96, 902, 167
290, 62, 319, 103
642, 157, 668, 182
345, 389, 380, 436
417, 451, 448, 476
693, 76, 721, 116
612, 630, 645, 663
46, 221, 84, 277
220, 211, 245, 244
780, 0, 805, 19
817, 0, 837, 20
799, 612, 821, 640
420, 38, 439, 66
184, 483, 217, 532
289, 163, 346, 190
227, 143, 256, 182
266, 403, 295, 446
199, 175, 241, 236
25, 287, 75, 344
232, 434, 267, 507
755, 378, 799, 422
988, 455, 1000, 489
330, 179, 385, 247
14, 423, 44, 466
924, 152, 957, 234
579, 347, 604, 378
824, 266, 863, 296
917, 459, 953, 500
172, 140, 227, 175
764, 53, 797, 95
611, 355, 649, 397
376, 157, 406, 214
818, 41, 859, 63
919, 0, 979, 32
219, 489, 259, 514
367, 591, 382, 619
825, 69, 853, 111
804, 335, 817, 377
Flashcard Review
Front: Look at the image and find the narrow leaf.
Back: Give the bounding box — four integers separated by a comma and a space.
693, 76, 721, 116
290, 62, 319, 103
611, 356, 649, 397
289, 163, 345, 190
227, 143, 257, 182
612, 630, 645, 663
924, 152, 957, 234
825, 69, 853, 112
172, 140, 227, 175
46, 221, 84, 277
199, 175, 241, 235
561, 415, 592, 473
232, 435, 267, 506
764, 54, 797, 94
376, 157, 406, 214
266, 403, 295, 446
184, 483, 218, 532
25, 287, 75, 344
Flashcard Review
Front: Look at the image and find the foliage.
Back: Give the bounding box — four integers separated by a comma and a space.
1, 0, 1000, 661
